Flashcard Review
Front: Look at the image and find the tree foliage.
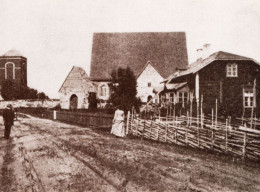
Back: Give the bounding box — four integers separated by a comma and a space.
88, 92, 98, 109
1, 80, 49, 100
109, 67, 141, 112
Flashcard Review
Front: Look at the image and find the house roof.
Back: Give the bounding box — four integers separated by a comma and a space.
166, 51, 260, 83
58, 66, 94, 92
166, 82, 187, 90
90, 32, 188, 81
1, 49, 24, 57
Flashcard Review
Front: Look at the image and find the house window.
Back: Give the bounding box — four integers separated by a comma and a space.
169, 92, 174, 103
160, 94, 166, 102
226, 63, 238, 77
5, 62, 15, 80
148, 82, 151, 87
243, 88, 255, 108
100, 85, 107, 96
179, 92, 188, 107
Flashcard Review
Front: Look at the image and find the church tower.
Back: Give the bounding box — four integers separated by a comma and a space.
0, 49, 27, 94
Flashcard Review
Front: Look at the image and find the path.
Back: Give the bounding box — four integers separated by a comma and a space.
0, 114, 260, 191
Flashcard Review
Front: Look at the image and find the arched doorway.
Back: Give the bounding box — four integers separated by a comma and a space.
147, 95, 153, 102
70, 94, 78, 109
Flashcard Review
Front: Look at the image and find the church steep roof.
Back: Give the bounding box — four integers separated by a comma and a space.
2, 49, 24, 57
90, 32, 188, 81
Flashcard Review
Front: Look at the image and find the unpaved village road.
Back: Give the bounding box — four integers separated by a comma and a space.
0, 114, 260, 192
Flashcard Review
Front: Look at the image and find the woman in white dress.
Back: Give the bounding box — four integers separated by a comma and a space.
111, 107, 126, 137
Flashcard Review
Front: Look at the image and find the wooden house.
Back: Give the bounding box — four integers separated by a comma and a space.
162, 51, 260, 118
90, 32, 188, 104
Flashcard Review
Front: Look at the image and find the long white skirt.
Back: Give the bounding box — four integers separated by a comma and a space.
111, 120, 126, 137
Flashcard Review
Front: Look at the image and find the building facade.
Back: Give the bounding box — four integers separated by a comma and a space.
90, 32, 189, 104
59, 66, 96, 109
163, 51, 260, 117
0, 50, 27, 98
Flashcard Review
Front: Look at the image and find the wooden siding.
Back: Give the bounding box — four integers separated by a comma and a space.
198, 60, 260, 117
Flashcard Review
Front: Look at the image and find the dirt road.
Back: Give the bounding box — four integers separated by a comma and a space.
0, 114, 260, 192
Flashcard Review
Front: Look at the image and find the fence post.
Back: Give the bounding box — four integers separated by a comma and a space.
197, 126, 200, 148
165, 123, 168, 143
242, 132, 247, 160
150, 120, 153, 139
211, 128, 214, 151
215, 99, 218, 128
225, 119, 228, 153
185, 125, 188, 145
126, 111, 130, 135
175, 127, 177, 144
156, 122, 160, 141
142, 119, 146, 141
53, 110, 56, 120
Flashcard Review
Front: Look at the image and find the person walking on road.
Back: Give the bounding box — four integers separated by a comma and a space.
111, 106, 126, 137
2, 104, 15, 139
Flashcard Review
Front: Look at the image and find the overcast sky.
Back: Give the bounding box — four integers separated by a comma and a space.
0, 0, 259, 98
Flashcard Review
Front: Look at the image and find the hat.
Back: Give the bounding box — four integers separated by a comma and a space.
7, 104, 12, 108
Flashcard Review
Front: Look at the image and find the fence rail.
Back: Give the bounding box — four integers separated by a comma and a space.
46, 110, 114, 129
127, 113, 260, 161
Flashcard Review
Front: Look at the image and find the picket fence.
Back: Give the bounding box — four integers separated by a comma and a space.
126, 113, 260, 161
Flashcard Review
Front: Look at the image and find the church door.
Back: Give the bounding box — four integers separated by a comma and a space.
70, 94, 78, 109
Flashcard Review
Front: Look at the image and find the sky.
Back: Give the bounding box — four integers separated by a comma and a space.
0, 0, 260, 98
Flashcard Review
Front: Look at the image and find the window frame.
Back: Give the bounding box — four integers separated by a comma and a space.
243, 88, 256, 108
178, 91, 188, 107
99, 85, 107, 97
226, 63, 238, 77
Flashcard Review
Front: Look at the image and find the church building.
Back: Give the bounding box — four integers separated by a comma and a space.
0, 49, 27, 99
90, 32, 189, 103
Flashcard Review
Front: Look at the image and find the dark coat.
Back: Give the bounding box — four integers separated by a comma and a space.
3, 108, 15, 126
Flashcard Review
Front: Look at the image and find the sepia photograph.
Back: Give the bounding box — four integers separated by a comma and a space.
0, 0, 260, 191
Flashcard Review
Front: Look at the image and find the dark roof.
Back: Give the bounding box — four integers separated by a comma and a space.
166, 51, 260, 82
90, 32, 188, 81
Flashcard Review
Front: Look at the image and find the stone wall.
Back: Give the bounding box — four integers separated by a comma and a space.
0, 99, 60, 109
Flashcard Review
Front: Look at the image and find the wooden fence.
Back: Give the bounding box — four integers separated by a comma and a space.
126, 113, 260, 161
46, 110, 114, 129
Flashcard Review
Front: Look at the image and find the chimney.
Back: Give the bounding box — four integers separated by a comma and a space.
196, 48, 203, 61
203, 43, 211, 59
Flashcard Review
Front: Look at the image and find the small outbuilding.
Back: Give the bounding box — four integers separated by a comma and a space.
59, 66, 96, 109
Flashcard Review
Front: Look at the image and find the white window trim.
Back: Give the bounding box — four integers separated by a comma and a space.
5, 62, 15, 79
178, 91, 189, 107
98, 83, 109, 99
243, 88, 256, 108
226, 63, 238, 77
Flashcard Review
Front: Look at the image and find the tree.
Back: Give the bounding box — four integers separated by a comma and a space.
1, 80, 49, 100
37, 92, 49, 99
109, 67, 141, 112
88, 92, 97, 109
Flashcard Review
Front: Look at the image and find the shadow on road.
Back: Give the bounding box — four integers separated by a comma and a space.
0, 138, 16, 192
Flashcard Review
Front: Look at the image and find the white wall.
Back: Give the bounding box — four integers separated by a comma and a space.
59, 92, 89, 109
137, 63, 164, 102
